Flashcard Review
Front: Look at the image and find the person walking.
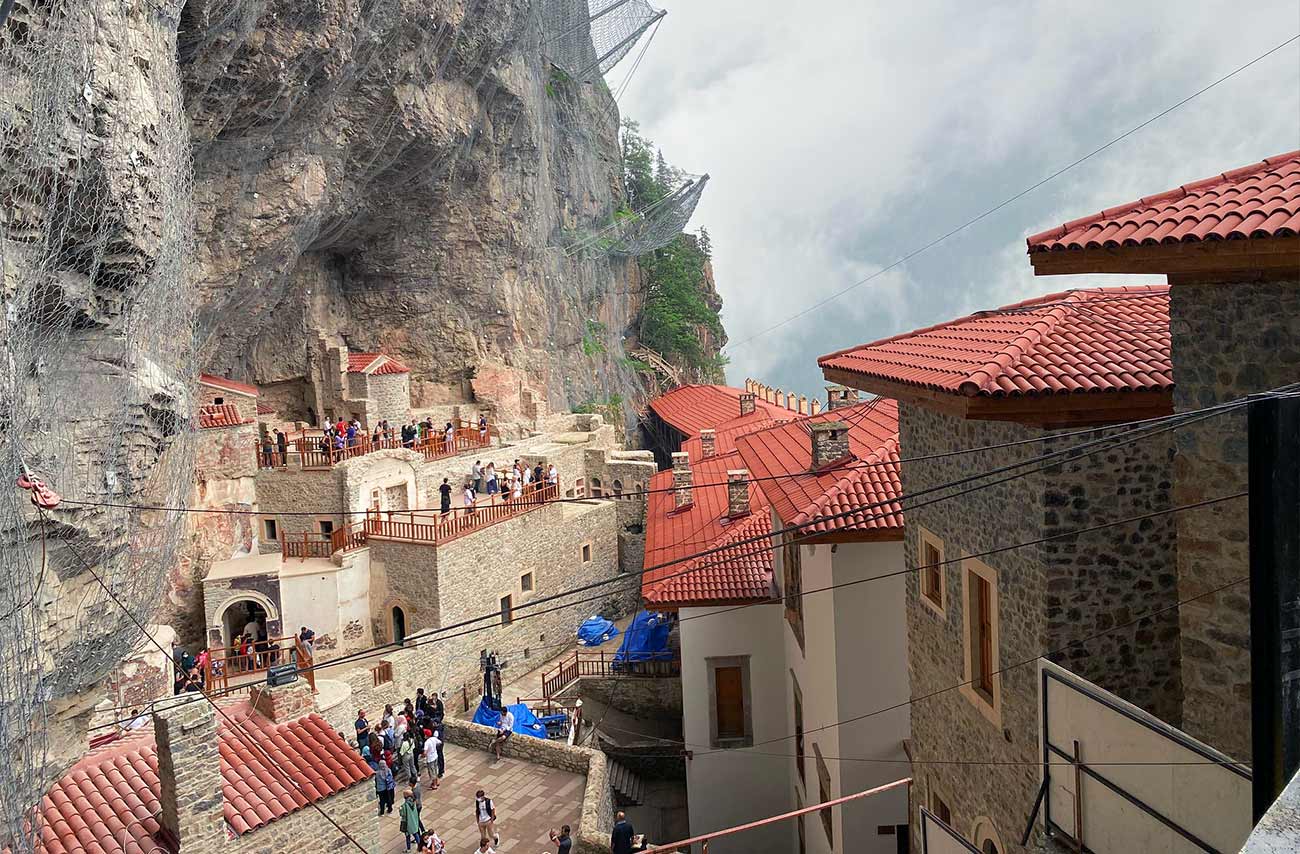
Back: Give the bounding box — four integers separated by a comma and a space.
471, 460, 483, 493
474, 789, 498, 848
439, 479, 452, 515
374, 760, 396, 816
398, 789, 422, 851
610, 811, 634, 854
476, 840, 496, 854
485, 462, 498, 498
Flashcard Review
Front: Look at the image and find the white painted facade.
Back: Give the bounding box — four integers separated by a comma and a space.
675, 534, 910, 853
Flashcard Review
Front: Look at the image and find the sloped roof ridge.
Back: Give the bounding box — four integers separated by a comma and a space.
644, 510, 771, 600
1027, 149, 1300, 248
792, 434, 901, 529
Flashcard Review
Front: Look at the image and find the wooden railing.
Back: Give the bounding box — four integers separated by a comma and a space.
282, 532, 334, 559
330, 520, 367, 553
256, 420, 494, 471
540, 649, 681, 698
366, 481, 560, 547
203, 635, 297, 694
372, 661, 393, 687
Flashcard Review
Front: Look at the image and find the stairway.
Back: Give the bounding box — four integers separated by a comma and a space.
608, 759, 646, 806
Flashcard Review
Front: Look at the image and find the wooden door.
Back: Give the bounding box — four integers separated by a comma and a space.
715, 666, 745, 740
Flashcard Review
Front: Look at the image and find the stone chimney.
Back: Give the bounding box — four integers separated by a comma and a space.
249, 679, 317, 724
825, 385, 860, 410
154, 698, 224, 850
671, 451, 693, 508
739, 392, 756, 416
726, 470, 750, 517
810, 421, 851, 469
699, 429, 717, 457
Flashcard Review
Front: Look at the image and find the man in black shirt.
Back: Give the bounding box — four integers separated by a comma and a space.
610, 811, 634, 854
548, 825, 573, 854
439, 478, 452, 515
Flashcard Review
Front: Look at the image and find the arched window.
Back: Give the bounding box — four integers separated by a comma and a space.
613, 479, 623, 498
972, 818, 1003, 854
392, 606, 407, 646
591, 477, 602, 497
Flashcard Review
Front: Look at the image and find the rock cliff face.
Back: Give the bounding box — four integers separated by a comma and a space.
184, 0, 647, 425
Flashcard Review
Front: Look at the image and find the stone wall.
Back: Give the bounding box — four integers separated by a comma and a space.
555, 675, 683, 722
1169, 277, 1300, 761
367, 371, 411, 426
254, 465, 344, 545
368, 538, 441, 640
900, 402, 1181, 853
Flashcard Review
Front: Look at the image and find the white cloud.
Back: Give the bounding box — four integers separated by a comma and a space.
617, 0, 1300, 395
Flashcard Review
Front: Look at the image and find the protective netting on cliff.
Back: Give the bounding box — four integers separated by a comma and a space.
541, 0, 665, 82
0, 2, 196, 849
568, 173, 709, 256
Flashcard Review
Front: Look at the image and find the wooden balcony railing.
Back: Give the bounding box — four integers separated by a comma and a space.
282, 532, 334, 560
372, 661, 394, 687
200, 634, 317, 695
366, 481, 560, 547
255, 420, 495, 471
540, 649, 681, 698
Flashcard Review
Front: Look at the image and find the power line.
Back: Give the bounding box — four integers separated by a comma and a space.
725, 32, 1300, 351
40, 509, 370, 854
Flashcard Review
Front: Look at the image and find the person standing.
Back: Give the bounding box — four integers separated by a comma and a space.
463, 482, 477, 514
444, 422, 455, 454
433, 721, 445, 779
610, 811, 634, 854
485, 462, 498, 498
549, 826, 573, 854
471, 460, 483, 493
422, 727, 440, 790
439, 479, 452, 515
374, 760, 396, 816
474, 789, 498, 848
274, 429, 288, 466
547, 463, 558, 486
398, 789, 422, 850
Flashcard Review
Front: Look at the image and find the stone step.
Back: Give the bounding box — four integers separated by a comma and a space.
608, 759, 644, 806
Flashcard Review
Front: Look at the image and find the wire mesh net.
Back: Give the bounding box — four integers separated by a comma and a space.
568, 173, 708, 256
541, 0, 663, 81
0, 2, 196, 848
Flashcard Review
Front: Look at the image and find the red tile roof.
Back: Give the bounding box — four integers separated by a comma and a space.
347, 352, 411, 375
199, 373, 259, 398
34, 702, 372, 851
679, 415, 787, 462
255, 401, 275, 416
736, 399, 904, 538
1027, 150, 1300, 253
648, 385, 790, 437
198, 403, 252, 429
642, 451, 774, 608
818, 286, 1171, 398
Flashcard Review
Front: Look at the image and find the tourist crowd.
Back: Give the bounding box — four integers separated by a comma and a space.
440, 458, 560, 513
260, 414, 491, 466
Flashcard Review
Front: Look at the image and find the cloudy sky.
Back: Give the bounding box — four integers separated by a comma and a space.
615, 0, 1300, 395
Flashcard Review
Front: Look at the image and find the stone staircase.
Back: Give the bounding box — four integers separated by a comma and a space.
608, 759, 645, 806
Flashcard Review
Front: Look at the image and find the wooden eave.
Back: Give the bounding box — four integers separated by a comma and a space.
800, 527, 904, 545
820, 367, 1173, 429
1028, 235, 1300, 279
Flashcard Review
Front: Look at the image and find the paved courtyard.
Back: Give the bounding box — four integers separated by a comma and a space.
377, 742, 585, 853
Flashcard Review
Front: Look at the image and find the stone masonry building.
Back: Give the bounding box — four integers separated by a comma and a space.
1026, 149, 1300, 764
821, 285, 1181, 854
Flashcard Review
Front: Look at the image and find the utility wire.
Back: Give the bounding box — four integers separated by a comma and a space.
726, 32, 1300, 351
39, 510, 370, 854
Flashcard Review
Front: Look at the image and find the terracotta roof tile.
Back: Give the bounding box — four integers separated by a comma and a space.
1027, 150, 1300, 253
642, 451, 774, 608
33, 703, 371, 850
198, 374, 259, 398
347, 352, 411, 375
736, 400, 904, 537
648, 385, 790, 437
198, 403, 253, 429
818, 285, 1171, 398
679, 415, 788, 462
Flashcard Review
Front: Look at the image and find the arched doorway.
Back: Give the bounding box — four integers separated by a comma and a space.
392, 606, 407, 646
222, 599, 268, 650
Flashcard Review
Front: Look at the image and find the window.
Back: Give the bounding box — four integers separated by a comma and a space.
931, 790, 951, 825
961, 559, 1001, 724
262, 518, 278, 542
574, 477, 586, 498
581, 543, 592, 563
919, 527, 945, 614
499, 595, 513, 625
213, 396, 225, 405
783, 537, 805, 651
814, 745, 833, 846
318, 519, 334, 535
707, 656, 752, 747
591, 477, 602, 497
792, 673, 806, 786
972, 818, 1004, 854
520, 572, 534, 592
613, 479, 623, 498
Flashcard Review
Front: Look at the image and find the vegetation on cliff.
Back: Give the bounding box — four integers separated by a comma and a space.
622, 121, 728, 382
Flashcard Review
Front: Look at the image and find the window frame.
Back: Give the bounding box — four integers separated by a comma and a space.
581, 542, 592, 563
814, 744, 833, 847
783, 535, 805, 652
499, 594, 513, 626
706, 655, 753, 748
918, 526, 946, 616
520, 571, 534, 593
960, 557, 1002, 726
262, 517, 278, 542
792, 671, 806, 787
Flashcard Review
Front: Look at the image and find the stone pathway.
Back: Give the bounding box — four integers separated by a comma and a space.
376, 742, 584, 853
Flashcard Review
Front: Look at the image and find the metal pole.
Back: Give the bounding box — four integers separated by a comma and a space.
1249, 394, 1300, 820
1072, 740, 1084, 853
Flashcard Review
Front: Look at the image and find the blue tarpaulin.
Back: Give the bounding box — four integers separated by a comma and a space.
471, 698, 546, 739
613, 610, 673, 664
577, 615, 619, 646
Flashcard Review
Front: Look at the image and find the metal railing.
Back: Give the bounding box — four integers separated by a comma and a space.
540, 649, 681, 698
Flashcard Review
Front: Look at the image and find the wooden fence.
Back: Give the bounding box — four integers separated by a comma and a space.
540, 649, 681, 699
255, 420, 494, 470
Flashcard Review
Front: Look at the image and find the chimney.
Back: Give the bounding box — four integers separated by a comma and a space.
825, 385, 861, 410
810, 421, 851, 469
739, 392, 756, 416
726, 470, 750, 517
672, 451, 693, 508
154, 698, 225, 849
249, 679, 317, 724
699, 429, 717, 457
